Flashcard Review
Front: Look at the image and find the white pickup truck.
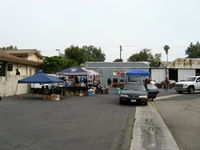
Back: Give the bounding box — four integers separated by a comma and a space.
175, 76, 200, 94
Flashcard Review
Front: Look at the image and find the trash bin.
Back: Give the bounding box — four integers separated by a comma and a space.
88, 89, 94, 96
115, 88, 121, 94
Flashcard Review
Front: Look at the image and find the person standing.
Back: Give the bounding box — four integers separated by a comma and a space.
107, 78, 112, 87
165, 78, 170, 91
16, 69, 20, 75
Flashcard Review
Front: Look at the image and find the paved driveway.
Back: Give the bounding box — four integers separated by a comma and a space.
0, 91, 135, 150
155, 91, 200, 150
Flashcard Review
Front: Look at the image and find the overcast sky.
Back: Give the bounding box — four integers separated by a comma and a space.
0, 0, 199, 62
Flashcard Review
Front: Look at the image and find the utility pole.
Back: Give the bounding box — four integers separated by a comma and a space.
56, 49, 60, 56
120, 45, 122, 60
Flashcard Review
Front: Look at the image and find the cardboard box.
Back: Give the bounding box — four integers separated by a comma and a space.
43, 95, 51, 101
83, 90, 88, 96
75, 84, 80, 87
64, 91, 69, 96
50, 94, 60, 101
69, 91, 74, 96
75, 90, 80, 96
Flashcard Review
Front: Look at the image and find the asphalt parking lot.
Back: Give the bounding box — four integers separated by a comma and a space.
1, 88, 199, 150
0, 91, 135, 150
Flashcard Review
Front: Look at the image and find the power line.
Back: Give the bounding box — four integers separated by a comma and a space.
100, 44, 188, 49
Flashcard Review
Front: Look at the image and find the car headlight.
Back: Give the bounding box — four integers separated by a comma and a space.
182, 84, 188, 88
120, 94, 129, 97
139, 95, 148, 99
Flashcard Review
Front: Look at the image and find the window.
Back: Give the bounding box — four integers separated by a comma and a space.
196, 77, 200, 82
0, 61, 6, 76
196, 69, 200, 76
7, 64, 13, 71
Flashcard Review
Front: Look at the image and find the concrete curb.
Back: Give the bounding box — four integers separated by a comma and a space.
130, 102, 179, 150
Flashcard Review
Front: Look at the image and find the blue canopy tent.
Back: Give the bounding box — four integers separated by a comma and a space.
125, 69, 150, 83
126, 69, 150, 76
18, 70, 63, 84
16, 70, 63, 95
57, 66, 88, 76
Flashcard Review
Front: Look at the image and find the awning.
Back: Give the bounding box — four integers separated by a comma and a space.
126, 69, 150, 76
57, 66, 88, 76
18, 70, 63, 84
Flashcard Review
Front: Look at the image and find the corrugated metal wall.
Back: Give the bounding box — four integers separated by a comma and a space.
87, 67, 149, 86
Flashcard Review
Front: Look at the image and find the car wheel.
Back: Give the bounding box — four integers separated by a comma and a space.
144, 102, 148, 106
119, 100, 123, 105
188, 86, 194, 94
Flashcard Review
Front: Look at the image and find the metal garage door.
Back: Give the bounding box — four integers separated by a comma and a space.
151, 69, 165, 82
178, 69, 195, 81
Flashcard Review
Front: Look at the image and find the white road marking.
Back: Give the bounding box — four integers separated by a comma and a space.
155, 94, 181, 101
130, 102, 179, 150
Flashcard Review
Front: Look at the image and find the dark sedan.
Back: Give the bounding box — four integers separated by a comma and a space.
119, 83, 148, 105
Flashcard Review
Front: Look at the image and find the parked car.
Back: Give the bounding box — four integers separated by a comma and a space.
155, 79, 176, 89
175, 76, 200, 94
147, 84, 159, 100
150, 80, 160, 85
119, 83, 148, 105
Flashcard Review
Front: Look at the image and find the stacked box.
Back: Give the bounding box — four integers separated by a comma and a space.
79, 90, 83, 96
64, 90, 69, 96
69, 91, 74, 96
75, 90, 80, 96
83, 90, 88, 96
51, 94, 60, 101
75, 84, 80, 87
43, 95, 51, 100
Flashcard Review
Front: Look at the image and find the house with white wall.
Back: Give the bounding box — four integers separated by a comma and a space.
151, 58, 200, 82
0, 50, 43, 97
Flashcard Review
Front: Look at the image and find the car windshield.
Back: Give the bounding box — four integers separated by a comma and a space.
127, 76, 144, 82
185, 77, 196, 81
147, 84, 157, 89
124, 84, 146, 91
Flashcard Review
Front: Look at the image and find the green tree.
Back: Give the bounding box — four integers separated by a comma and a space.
113, 58, 123, 62
128, 49, 153, 61
150, 53, 161, 67
82, 45, 105, 62
164, 45, 170, 62
65, 45, 87, 65
0, 45, 17, 50
128, 49, 161, 67
185, 42, 200, 58
64, 45, 106, 64
42, 56, 78, 74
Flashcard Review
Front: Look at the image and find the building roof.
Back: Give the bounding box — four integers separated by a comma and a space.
0, 50, 42, 66
168, 58, 200, 69
160, 61, 171, 66
83, 62, 150, 68
5, 49, 43, 59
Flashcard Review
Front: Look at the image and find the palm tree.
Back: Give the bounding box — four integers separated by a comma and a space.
164, 45, 170, 62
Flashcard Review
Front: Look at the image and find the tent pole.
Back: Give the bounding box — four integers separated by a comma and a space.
52, 83, 54, 94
